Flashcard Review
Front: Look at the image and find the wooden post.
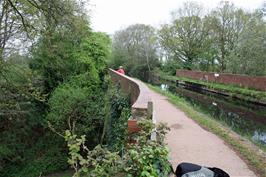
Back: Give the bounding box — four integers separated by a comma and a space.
147, 101, 153, 119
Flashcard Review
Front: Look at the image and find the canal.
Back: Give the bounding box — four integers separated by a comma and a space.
158, 80, 266, 146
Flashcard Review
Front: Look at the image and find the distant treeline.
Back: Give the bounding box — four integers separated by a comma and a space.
109, 1, 266, 81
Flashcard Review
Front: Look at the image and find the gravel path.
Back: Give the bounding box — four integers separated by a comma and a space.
149, 89, 257, 177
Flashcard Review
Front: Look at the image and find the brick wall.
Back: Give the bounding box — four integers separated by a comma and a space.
109, 69, 152, 120
109, 69, 155, 140
109, 69, 140, 106
176, 69, 266, 91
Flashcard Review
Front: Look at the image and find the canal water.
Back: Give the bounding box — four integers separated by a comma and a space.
159, 82, 266, 146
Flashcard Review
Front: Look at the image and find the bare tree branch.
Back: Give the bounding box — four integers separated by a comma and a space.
6, 0, 29, 34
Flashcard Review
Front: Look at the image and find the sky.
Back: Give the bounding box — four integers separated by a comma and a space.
88, 0, 264, 34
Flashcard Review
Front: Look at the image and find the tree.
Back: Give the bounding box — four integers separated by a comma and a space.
30, 19, 111, 94
226, 9, 266, 75
159, 1, 262, 74
209, 1, 249, 71
159, 2, 209, 70
0, 0, 87, 59
0, 0, 112, 176
111, 24, 159, 81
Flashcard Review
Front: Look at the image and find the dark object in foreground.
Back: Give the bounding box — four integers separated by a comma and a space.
175, 162, 230, 177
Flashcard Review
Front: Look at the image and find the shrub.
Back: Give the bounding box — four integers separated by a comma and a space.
47, 73, 106, 147
124, 119, 171, 177
64, 130, 123, 177
64, 119, 172, 177
2, 132, 68, 177
105, 87, 131, 151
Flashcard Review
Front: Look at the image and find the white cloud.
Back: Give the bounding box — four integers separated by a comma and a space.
89, 0, 264, 34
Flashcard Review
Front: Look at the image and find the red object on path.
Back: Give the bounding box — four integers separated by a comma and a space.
116, 68, 125, 75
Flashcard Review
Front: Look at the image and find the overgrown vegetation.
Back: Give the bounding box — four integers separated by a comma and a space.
148, 85, 266, 177
65, 119, 172, 177
0, 0, 119, 176
0, 1, 171, 176
105, 89, 131, 151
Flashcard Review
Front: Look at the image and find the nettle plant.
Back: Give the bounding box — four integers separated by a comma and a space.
64, 119, 172, 177
65, 130, 123, 177
125, 119, 171, 177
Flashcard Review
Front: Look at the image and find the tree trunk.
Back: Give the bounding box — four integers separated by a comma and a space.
145, 52, 151, 82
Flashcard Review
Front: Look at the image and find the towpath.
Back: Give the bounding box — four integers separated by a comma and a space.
148, 86, 257, 177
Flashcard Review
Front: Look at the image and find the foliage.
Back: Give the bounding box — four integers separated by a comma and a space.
62, 85, 132, 177
2, 132, 68, 177
157, 1, 266, 75
0, 0, 112, 176
30, 20, 110, 94
0, 61, 69, 177
0, 62, 46, 176
104, 87, 131, 151
46, 73, 105, 143
124, 119, 171, 177
159, 2, 209, 70
109, 24, 160, 82
109, 2, 265, 76
0, 0, 88, 59
65, 119, 172, 177
47, 75, 131, 149
65, 130, 124, 177
226, 10, 266, 76
160, 59, 181, 75
208, 2, 249, 71
85, 32, 111, 73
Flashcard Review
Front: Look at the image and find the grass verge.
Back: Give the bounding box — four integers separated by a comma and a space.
148, 84, 266, 177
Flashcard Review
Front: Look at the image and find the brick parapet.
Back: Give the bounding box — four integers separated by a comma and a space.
176, 69, 266, 91
109, 69, 152, 120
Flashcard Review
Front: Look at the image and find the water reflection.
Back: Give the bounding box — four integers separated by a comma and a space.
160, 83, 266, 145
252, 131, 266, 145
160, 84, 168, 91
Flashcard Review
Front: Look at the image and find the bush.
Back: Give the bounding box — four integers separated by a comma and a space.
30, 28, 110, 95
0, 5, 111, 177
124, 119, 171, 177
47, 73, 106, 146
1, 132, 68, 177
65, 119, 172, 177
0, 63, 47, 177
105, 87, 131, 151
65, 131, 123, 177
